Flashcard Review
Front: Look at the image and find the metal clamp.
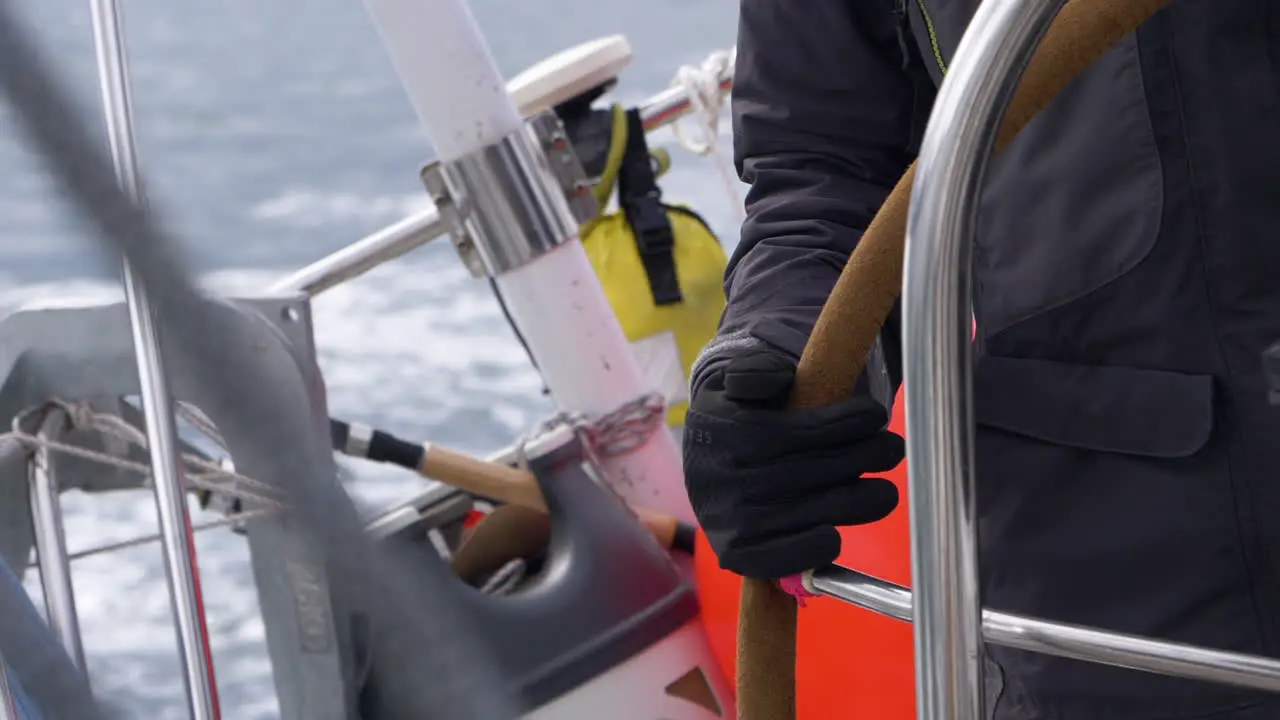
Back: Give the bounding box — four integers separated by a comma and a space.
526, 109, 599, 225
420, 111, 594, 279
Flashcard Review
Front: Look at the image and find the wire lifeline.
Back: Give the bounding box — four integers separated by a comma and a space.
6, 399, 283, 568
0, 4, 521, 719
45, 386, 670, 568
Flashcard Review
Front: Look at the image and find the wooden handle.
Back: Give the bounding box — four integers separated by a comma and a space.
735, 1, 1175, 718
418, 443, 681, 551
450, 504, 552, 584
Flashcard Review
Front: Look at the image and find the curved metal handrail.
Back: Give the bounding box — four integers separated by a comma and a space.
894, 0, 1280, 718
902, 0, 1065, 716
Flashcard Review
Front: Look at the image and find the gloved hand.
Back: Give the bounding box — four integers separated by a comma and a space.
683, 345, 904, 579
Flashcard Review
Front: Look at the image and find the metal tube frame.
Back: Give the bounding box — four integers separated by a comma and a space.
27, 408, 88, 672
799, 0, 1280, 715
87, 0, 221, 717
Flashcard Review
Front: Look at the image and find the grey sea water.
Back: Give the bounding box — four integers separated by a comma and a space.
0, 0, 739, 716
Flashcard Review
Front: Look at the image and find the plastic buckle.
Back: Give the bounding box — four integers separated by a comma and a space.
628, 191, 675, 255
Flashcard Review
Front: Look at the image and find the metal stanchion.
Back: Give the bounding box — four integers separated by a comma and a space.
87, 0, 220, 716
901, 0, 1067, 715
27, 409, 87, 671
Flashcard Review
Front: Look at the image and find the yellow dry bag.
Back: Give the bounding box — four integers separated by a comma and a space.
577, 105, 728, 428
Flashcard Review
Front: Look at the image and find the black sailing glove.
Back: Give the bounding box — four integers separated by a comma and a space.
683, 345, 904, 579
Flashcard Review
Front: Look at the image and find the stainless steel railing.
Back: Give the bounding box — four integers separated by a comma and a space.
802, 0, 1280, 718
87, 0, 221, 716
27, 409, 86, 672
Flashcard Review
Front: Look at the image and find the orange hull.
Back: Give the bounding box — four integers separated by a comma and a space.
694, 387, 916, 718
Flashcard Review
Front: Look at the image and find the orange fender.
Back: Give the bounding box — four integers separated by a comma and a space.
694, 386, 916, 719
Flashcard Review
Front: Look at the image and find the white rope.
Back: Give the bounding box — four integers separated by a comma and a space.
669, 47, 744, 224
18, 389, 667, 566
11, 398, 283, 509
7, 399, 287, 566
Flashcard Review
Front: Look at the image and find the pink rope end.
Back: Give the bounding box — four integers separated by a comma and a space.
778, 574, 819, 607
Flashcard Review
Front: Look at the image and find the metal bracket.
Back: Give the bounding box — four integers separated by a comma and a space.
526, 109, 599, 225
420, 161, 486, 278
419, 110, 598, 279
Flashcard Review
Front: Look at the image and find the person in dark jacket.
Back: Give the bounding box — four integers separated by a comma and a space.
683, 1, 1280, 717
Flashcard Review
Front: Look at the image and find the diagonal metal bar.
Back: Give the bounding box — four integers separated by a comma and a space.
809, 564, 1280, 695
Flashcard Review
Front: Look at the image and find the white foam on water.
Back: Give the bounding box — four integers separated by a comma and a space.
248, 190, 431, 229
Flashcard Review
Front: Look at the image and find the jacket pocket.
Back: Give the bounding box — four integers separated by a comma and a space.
974, 33, 1163, 337
976, 356, 1212, 457
973, 355, 1264, 718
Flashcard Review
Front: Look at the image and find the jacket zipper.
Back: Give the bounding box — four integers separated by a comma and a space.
913, 0, 949, 75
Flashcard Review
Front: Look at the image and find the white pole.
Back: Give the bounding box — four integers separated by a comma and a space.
363, 0, 520, 163
363, 0, 694, 524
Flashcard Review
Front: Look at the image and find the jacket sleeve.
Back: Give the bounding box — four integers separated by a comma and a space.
691, 0, 935, 407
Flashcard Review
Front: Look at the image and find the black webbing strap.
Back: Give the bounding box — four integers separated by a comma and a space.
617, 108, 682, 305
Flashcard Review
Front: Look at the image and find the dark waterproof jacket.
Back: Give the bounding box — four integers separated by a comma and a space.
697, 1, 1280, 717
